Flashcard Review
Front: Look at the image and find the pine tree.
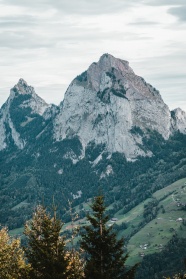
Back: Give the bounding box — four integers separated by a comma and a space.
0, 227, 30, 279
81, 195, 137, 279
24, 205, 69, 279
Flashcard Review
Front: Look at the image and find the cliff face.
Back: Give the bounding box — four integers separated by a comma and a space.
0, 79, 49, 150
53, 54, 182, 160
0, 54, 185, 160
171, 108, 186, 134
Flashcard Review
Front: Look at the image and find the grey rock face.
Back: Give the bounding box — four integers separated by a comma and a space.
0, 79, 49, 150
11, 78, 49, 115
54, 54, 181, 160
0, 54, 185, 160
171, 108, 186, 134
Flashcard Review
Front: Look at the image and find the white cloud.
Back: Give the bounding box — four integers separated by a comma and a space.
1, 0, 135, 15
0, 0, 185, 112
169, 6, 186, 22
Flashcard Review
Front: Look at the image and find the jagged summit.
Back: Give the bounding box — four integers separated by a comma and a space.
171, 107, 186, 134
73, 53, 161, 103
18, 78, 28, 86
0, 79, 50, 151
89, 53, 133, 75
74, 53, 133, 90
84, 53, 134, 93
172, 107, 186, 114
8, 79, 49, 115
12, 78, 34, 95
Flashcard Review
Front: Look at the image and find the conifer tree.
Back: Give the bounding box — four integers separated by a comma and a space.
81, 195, 137, 279
0, 227, 30, 279
24, 205, 69, 279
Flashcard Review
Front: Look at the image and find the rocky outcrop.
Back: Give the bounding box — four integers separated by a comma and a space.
171, 108, 186, 134
0, 79, 49, 150
53, 54, 174, 160
11, 79, 49, 115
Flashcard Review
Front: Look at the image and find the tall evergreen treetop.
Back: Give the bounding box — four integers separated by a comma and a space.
81, 195, 136, 279
24, 205, 69, 279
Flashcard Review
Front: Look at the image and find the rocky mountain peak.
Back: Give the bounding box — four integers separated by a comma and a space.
73, 53, 161, 104
17, 78, 28, 87
84, 53, 134, 92
92, 53, 133, 74
89, 53, 134, 73
12, 78, 34, 96
0, 79, 50, 151
173, 107, 186, 115
171, 108, 186, 134
8, 79, 49, 116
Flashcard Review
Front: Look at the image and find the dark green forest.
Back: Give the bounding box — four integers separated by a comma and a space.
0, 129, 185, 229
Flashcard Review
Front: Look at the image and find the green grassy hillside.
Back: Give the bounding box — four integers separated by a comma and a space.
117, 178, 186, 265
10, 178, 186, 265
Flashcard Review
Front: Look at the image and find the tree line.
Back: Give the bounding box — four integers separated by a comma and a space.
1, 195, 185, 279
0, 195, 137, 279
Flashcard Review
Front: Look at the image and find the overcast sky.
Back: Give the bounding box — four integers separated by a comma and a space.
0, 0, 186, 111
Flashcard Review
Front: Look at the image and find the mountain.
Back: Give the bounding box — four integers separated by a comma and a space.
1, 54, 185, 158
0, 54, 186, 275
54, 53, 186, 160
0, 54, 186, 160
0, 78, 50, 151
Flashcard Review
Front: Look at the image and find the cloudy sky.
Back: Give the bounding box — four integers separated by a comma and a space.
0, 0, 186, 111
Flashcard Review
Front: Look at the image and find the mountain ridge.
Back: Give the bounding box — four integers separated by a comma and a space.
0, 53, 186, 160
